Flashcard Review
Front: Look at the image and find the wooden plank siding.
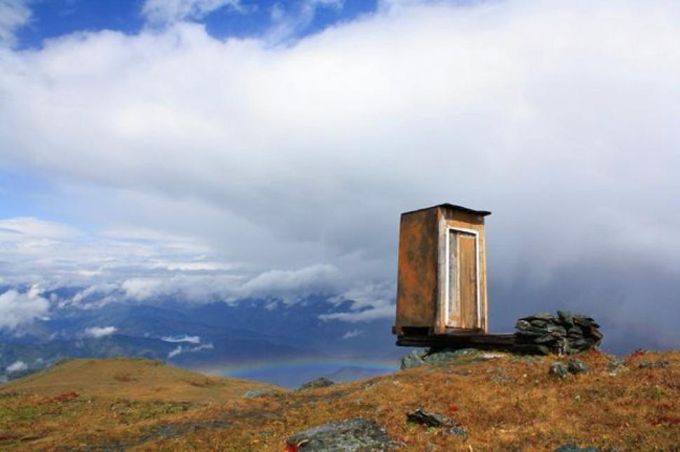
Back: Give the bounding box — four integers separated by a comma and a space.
458, 233, 478, 329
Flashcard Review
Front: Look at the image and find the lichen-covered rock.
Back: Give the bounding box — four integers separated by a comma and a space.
607, 358, 628, 376
567, 360, 589, 374
424, 348, 479, 365
242, 389, 277, 399
447, 425, 467, 437
406, 408, 450, 427
554, 443, 598, 452
406, 408, 467, 437
298, 377, 335, 391
401, 348, 480, 370
400, 348, 485, 370
286, 418, 398, 451
400, 350, 426, 369
549, 362, 569, 378
639, 360, 670, 369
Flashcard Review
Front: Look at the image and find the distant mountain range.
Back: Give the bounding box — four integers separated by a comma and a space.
0, 293, 400, 381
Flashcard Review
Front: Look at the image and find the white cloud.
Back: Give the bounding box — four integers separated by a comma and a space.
0, 1, 679, 345
323, 282, 395, 322
161, 334, 201, 344
268, 0, 344, 42
320, 304, 394, 323
0, 217, 76, 240
83, 325, 118, 338
0, 287, 50, 330
167, 342, 214, 358
0, 0, 30, 47
237, 264, 341, 301
141, 0, 243, 24
341, 329, 363, 339
6, 360, 27, 373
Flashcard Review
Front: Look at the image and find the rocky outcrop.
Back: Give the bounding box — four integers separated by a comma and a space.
401, 348, 501, 370
514, 311, 603, 355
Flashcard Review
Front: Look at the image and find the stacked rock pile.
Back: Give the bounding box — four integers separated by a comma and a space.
513, 311, 603, 355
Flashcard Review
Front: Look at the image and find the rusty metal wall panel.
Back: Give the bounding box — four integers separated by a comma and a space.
395, 208, 439, 332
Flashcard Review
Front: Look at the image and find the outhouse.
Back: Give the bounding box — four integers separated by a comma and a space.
394, 204, 491, 342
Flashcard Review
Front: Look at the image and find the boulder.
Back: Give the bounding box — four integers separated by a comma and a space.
400, 350, 426, 369
406, 408, 467, 437
286, 418, 398, 451
298, 377, 335, 391
406, 408, 450, 428
567, 360, 588, 374
549, 362, 569, 378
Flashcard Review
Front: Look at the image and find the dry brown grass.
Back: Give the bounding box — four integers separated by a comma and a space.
0, 351, 678, 451
0, 357, 278, 403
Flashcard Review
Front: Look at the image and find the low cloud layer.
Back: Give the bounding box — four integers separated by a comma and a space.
0, 286, 50, 330
6, 360, 27, 373
0, 0, 679, 350
83, 326, 118, 338
167, 343, 214, 359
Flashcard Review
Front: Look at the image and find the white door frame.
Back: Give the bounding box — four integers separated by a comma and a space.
444, 226, 481, 329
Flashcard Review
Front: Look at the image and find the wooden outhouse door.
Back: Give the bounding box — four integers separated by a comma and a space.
445, 228, 481, 329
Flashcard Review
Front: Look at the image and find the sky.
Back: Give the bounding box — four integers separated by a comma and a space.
0, 0, 679, 351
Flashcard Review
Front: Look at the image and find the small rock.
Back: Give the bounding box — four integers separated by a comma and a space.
607, 358, 627, 376
286, 418, 398, 451
243, 389, 277, 399
400, 350, 426, 369
549, 362, 569, 378
554, 443, 598, 452
639, 360, 670, 369
298, 377, 335, 390
567, 360, 588, 374
447, 425, 467, 437
406, 408, 451, 428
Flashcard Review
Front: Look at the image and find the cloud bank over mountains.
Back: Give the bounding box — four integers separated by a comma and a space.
0, 0, 679, 349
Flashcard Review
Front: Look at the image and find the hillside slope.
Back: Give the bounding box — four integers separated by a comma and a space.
0, 358, 281, 403
0, 351, 678, 450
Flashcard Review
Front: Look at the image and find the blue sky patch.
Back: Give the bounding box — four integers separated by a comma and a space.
14, 0, 379, 49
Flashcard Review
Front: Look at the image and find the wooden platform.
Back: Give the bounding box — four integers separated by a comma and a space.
396, 332, 516, 351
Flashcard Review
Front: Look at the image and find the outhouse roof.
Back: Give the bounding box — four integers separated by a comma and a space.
402, 203, 492, 217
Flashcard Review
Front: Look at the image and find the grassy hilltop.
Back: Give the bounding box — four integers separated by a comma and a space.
0, 351, 678, 450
